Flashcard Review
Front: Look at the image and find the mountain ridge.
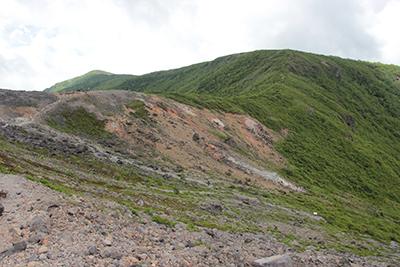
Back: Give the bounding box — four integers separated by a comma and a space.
0, 49, 399, 264
42, 50, 400, 242
45, 49, 400, 197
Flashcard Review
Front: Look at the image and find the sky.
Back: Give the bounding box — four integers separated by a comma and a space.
1, 0, 400, 91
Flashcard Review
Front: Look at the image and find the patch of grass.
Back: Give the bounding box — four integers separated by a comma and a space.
125, 100, 148, 119
194, 241, 210, 249
24, 174, 73, 196
208, 130, 231, 141
129, 208, 139, 216
221, 212, 236, 219
144, 207, 153, 216
0, 165, 16, 175
47, 107, 109, 137
152, 215, 175, 228
125, 100, 145, 109
186, 221, 201, 232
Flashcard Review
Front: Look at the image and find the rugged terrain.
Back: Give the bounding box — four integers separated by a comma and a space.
0, 88, 399, 266
0, 89, 298, 191
1, 173, 396, 267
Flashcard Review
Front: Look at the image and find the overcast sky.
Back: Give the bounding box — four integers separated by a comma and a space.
1, 0, 400, 91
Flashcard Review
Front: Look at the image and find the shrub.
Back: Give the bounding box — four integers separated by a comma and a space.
173, 187, 180, 195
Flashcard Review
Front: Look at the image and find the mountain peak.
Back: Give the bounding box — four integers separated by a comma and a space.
86, 69, 113, 76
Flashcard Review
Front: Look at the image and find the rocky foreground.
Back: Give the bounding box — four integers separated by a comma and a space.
0, 174, 397, 267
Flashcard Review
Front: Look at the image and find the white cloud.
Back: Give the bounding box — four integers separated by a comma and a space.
0, 0, 399, 91
371, 0, 400, 64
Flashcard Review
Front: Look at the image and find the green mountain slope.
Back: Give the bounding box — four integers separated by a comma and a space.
115, 49, 400, 195
44, 70, 135, 92
45, 49, 400, 241
116, 50, 287, 95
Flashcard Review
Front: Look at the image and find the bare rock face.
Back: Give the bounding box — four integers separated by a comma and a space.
0, 203, 4, 216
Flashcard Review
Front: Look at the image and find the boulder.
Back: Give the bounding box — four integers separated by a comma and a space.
104, 249, 122, 260
28, 216, 51, 234
192, 133, 200, 142
338, 257, 351, 267
88, 245, 98, 255
0, 241, 27, 257
67, 208, 77, 216
28, 234, 42, 244
207, 204, 223, 213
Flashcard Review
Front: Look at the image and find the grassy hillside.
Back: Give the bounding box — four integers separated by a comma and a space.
125, 50, 400, 242
44, 70, 135, 92
115, 50, 400, 198
45, 49, 400, 242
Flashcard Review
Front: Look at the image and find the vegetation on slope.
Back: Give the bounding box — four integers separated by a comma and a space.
44, 49, 400, 243
132, 50, 400, 242
46, 106, 109, 137
130, 50, 400, 196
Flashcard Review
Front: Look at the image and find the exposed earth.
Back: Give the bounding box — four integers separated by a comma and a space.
0, 89, 299, 191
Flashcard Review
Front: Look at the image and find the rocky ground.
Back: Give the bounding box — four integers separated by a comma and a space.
1, 174, 398, 267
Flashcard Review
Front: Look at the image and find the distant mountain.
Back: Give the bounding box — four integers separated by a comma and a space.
43, 49, 400, 243
44, 70, 135, 92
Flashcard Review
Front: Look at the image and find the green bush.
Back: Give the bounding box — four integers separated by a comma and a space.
129, 208, 139, 216
114, 173, 121, 180
173, 187, 180, 195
